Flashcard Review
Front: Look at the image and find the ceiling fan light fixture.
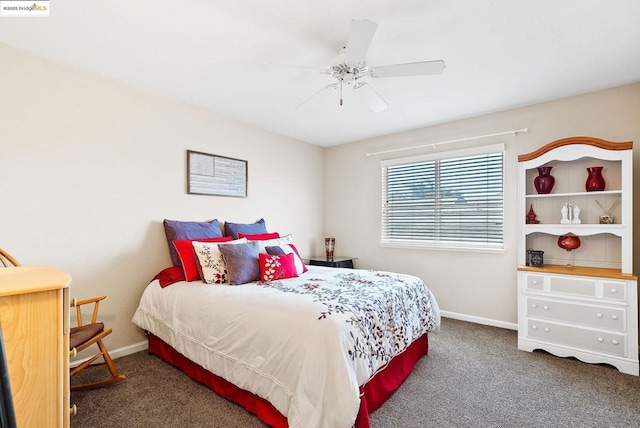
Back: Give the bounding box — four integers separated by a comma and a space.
353, 82, 388, 112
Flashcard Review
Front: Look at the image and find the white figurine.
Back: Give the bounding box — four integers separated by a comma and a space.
560, 202, 570, 224
571, 205, 581, 224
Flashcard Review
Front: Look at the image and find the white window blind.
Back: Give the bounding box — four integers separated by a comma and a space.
381, 144, 504, 250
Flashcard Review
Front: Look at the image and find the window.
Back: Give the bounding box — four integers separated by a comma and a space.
381, 144, 504, 251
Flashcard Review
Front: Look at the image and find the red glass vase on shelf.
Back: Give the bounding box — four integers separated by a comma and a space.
534, 166, 555, 194
585, 166, 605, 192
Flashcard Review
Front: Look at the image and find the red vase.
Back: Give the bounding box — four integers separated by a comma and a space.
534, 166, 555, 194
585, 166, 605, 192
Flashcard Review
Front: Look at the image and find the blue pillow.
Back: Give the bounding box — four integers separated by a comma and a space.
163, 219, 223, 266
265, 245, 286, 256
224, 218, 267, 240
218, 241, 260, 285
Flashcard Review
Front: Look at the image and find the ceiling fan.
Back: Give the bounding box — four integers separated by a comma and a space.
276, 19, 446, 112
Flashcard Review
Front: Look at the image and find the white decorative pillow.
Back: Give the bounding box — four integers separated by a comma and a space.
192, 238, 247, 284
252, 234, 294, 253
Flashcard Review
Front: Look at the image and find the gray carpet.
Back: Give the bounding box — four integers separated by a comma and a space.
70, 318, 640, 427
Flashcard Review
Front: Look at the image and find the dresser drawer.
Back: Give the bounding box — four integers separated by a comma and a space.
549, 276, 596, 297
526, 319, 626, 357
602, 281, 627, 300
525, 297, 626, 332
525, 275, 544, 291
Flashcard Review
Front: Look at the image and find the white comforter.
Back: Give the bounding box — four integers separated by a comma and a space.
132, 266, 440, 428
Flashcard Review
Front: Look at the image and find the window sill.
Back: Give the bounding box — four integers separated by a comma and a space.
380, 241, 505, 254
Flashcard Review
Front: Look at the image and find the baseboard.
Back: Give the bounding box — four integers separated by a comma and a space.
441, 310, 518, 330
70, 340, 149, 368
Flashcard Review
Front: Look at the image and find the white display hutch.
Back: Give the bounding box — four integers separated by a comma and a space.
517, 136, 638, 376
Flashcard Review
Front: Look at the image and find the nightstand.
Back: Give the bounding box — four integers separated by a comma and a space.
307, 257, 357, 269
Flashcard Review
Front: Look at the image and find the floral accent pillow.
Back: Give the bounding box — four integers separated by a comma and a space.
173, 237, 234, 282
265, 243, 308, 274
259, 252, 298, 283
192, 238, 247, 284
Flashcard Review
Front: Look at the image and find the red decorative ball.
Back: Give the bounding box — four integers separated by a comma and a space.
558, 234, 581, 251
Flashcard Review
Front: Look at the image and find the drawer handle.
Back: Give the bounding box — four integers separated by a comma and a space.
610, 288, 617, 294
596, 313, 603, 318
543, 327, 550, 332
597, 337, 604, 343
611, 315, 619, 320
532, 280, 539, 285
532, 325, 538, 330
543, 305, 549, 310
612, 340, 619, 345
531, 303, 537, 308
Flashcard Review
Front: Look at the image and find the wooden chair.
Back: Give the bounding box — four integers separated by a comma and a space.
69, 296, 126, 390
0, 248, 20, 267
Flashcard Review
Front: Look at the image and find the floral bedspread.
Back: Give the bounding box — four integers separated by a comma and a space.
263, 268, 440, 374
133, 265, 440, 428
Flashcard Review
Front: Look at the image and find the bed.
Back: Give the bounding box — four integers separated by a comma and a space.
133, 263, 440, 428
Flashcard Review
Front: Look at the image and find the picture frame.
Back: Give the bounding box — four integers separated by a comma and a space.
187, 150, 247, 197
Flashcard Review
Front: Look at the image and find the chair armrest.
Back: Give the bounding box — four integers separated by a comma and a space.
71, 295, 107, 326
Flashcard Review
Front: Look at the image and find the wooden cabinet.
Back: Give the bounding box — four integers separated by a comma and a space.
0, 266, 71, 427
517, 137, 638, 376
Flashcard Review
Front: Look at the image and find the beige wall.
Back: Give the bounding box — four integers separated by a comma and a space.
2, 40, 639, 356
0, 43, 324, 357
324, 82, 640, 327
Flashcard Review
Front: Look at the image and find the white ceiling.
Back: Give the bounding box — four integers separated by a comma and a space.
1, 1, 639, 147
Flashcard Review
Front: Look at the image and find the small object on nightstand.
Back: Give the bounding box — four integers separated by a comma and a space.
324, 238, 335, 262
308, 256, 357, 269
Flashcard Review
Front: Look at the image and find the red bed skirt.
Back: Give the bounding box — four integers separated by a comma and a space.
147, 333, 428, 428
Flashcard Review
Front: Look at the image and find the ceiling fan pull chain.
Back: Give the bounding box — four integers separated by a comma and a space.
340, 80, 344, 106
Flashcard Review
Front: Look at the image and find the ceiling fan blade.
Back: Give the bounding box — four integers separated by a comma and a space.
353, 82, 388, 112
370, 60, 446, 78
296, 83, 339, 110
345, 19, 378, 65
263, 62, 329, 74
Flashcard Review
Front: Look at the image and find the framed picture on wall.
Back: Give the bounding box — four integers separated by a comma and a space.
187, 150, 248, 197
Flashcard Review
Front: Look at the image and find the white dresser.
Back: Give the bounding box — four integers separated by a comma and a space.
518, 265, 638, 375
517, 137, 638, 376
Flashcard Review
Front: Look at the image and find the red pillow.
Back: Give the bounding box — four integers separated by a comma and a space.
173, 237, 234, 281
259, 252, 298, 283
238, 232, 280, 240
153, 266, 186, 288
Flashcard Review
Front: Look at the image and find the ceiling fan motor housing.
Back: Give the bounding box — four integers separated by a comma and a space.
330, 62, 368, 83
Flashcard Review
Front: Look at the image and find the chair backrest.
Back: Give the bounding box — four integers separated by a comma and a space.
0, 249, 20, 268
